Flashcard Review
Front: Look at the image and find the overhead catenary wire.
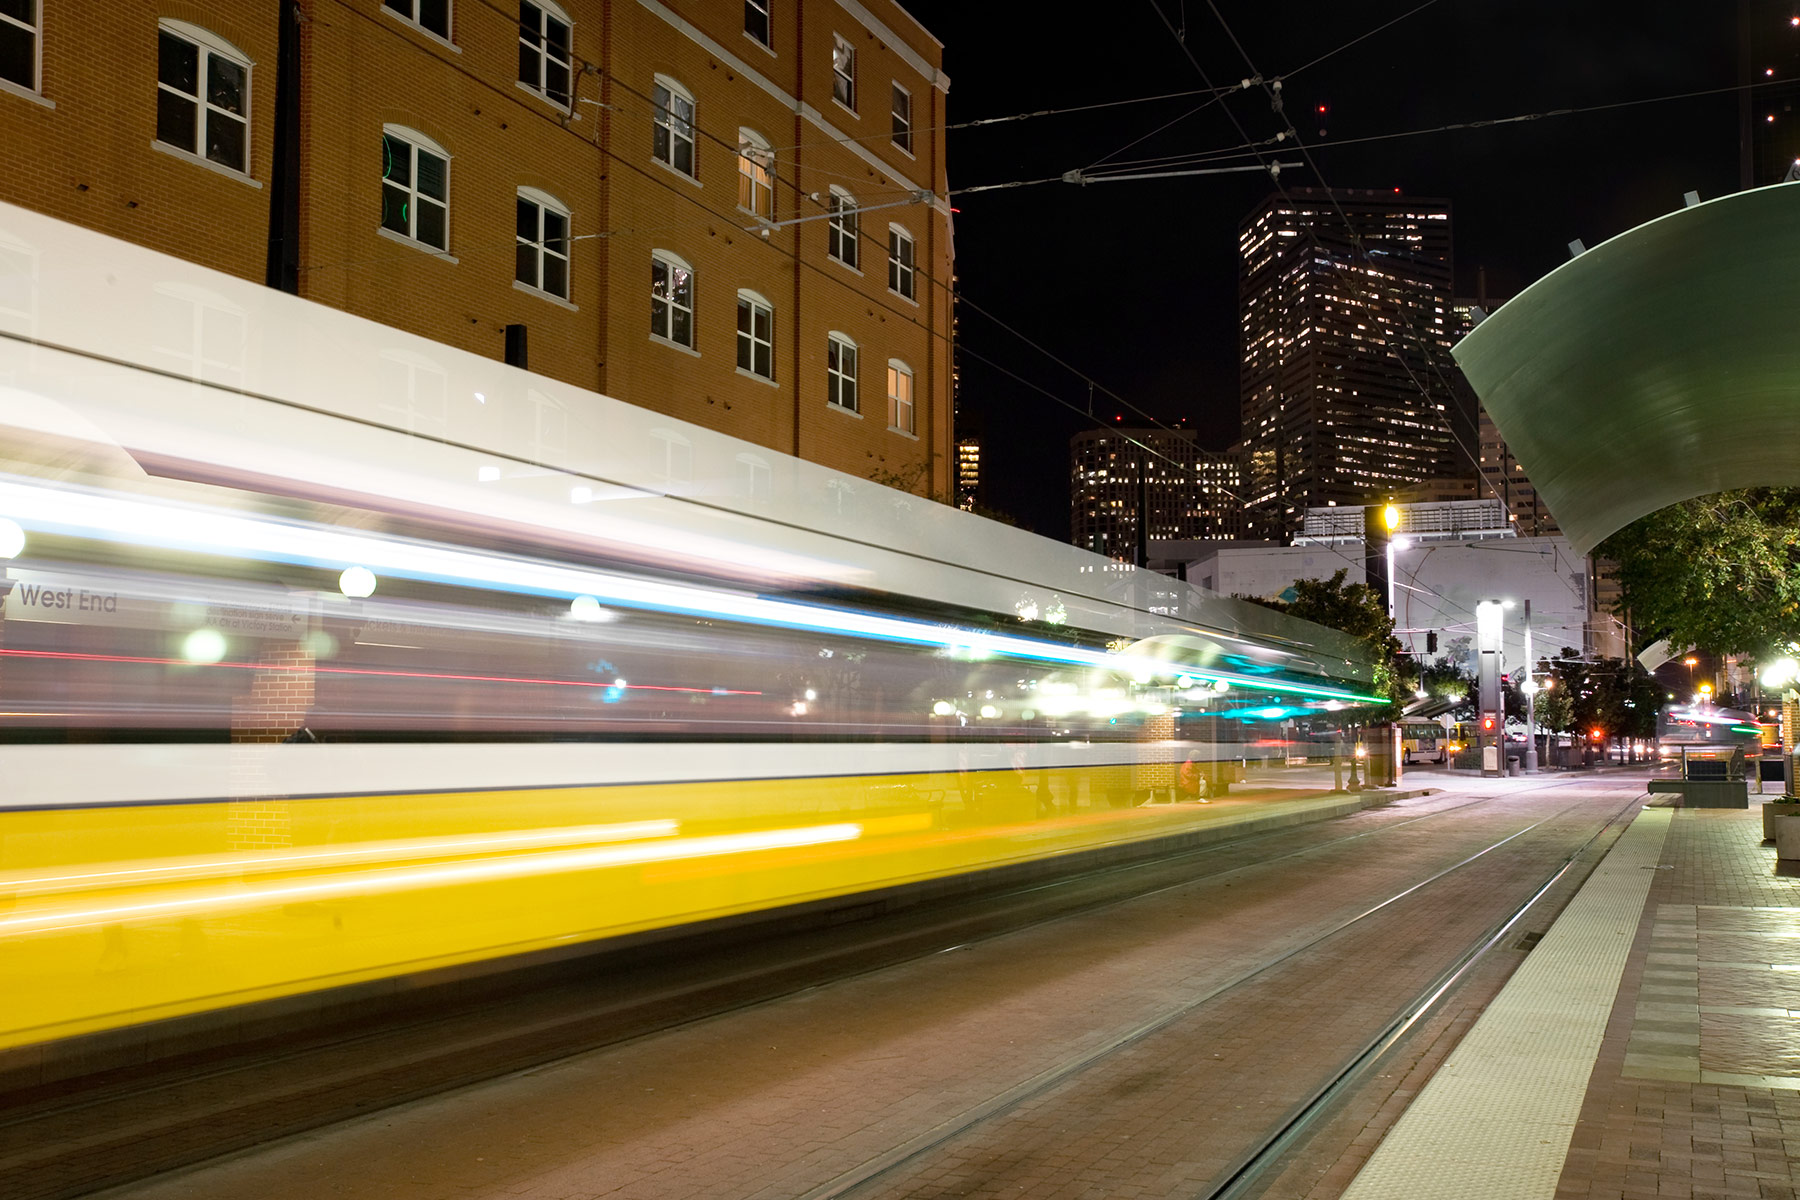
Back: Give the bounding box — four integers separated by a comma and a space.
1070, 77, 1785, 183
1140, 0, 1506, 523
1115, 0, 1494, 619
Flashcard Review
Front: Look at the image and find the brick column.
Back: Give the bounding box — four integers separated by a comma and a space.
227, 639, 317, 849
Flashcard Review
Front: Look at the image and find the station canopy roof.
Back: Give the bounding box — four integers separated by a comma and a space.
1453, 181, 1800, 556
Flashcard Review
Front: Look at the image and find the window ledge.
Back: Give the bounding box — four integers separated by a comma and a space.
653, 158, 704, 189
514, 80, 572, 113
0, 78, 53, 109
735, 365, 779, 388
513, 279, 578, 311
828, 256, 863, 277
827, 401, 863, 419
891, 140, 915, 160
151, 140, 262, 187
887, 286, 919, 307
650, 331, 700, 357
830, 96, 859, 120
887, 425, 919, 440
382, 8, 461, 52
378, 225, 459, 263
742, 30, 776, 58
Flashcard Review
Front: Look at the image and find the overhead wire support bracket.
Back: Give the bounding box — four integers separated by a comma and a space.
1063, 161, 1302, 185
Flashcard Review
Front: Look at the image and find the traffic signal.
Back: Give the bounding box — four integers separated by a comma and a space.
1426, 630, 1438, 654
1480, 714, 1497, 733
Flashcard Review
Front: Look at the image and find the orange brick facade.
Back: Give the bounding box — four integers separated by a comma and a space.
0, 0, 954, 495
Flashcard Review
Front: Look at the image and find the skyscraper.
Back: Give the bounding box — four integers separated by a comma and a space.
1741, 0, 1800, 188
956, 436, 982, 512
1237, 188, 1464, 539
1069, 428, 1243, 560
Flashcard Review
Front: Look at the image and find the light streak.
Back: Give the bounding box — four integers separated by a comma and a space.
0, 648, 763, 696
3, 820, 682, 896
1, 822, 863, 936
0, 477, 1383, 703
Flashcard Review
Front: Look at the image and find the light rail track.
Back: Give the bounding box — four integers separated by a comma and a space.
4, 782, 1571, 1200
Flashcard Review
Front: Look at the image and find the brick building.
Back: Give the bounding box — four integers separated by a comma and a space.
0, 0, 954, 493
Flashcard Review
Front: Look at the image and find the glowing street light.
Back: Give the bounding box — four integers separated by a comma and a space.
1382, 503, 1402, 619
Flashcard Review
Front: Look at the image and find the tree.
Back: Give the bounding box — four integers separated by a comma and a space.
1420, 657, 1475, 720
1597, 488, 1800, 655
1248, 569, 1415, 715
1531, 652, 1576, 734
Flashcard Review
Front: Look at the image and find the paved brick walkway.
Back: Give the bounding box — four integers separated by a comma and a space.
1554, 803, 1800, 1200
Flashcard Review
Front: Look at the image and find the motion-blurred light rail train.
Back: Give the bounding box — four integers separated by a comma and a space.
0, 204, 1379, 1057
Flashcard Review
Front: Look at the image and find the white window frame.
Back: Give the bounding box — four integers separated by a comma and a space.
831, 33, 855, 112
652, 74, 697, 179
517, 0, 572, 110
380, 125, 452, 254
650, 250, 696, 350
744, 0, 771, 48
516, 186, 572, 304
0, 0, 46, 105
382, 0, 453, 44
154, 21, 252, 177
890, 82, 912, 155
827, 186, 858, 270
886, 223, 915, 301
736, 289, 775, 382
737, 128, 774, 219
827, 332, 859, 414
886, 359, 915, 435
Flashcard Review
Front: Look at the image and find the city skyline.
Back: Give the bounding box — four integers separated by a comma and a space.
905, 0, 1743, 539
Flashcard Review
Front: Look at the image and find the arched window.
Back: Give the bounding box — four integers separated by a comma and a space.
156, 21, 251, 174
887, 358, 914, 434
736, 289, 774, 380
827, 332, 858, 412
517, 1, 572, 108
651, 75, 696, 178
737, 128, 774, 219
650, 250, 694, 348
827, 186, 858, 268
516, 186, 571, 300
887, 223, 914, 300
380, 125, 450, 252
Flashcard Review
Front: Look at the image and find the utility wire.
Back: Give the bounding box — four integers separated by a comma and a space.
1144, 0, 1504, 521
1129, 0, 1481, 618
1280, 0, 1442, 81
1072, 76, 1780, 182
1203, 0, 1502, 504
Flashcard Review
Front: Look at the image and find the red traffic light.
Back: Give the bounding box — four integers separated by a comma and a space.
1589, 728, 1604, 740
1480, 715, 1496, 732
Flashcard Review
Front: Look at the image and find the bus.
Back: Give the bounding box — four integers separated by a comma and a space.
1400, 721, 1449, 765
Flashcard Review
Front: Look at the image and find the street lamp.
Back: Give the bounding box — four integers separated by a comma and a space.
1382, 503, 1402, 619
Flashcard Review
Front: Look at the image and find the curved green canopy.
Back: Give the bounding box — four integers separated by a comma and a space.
1452, 181, 1800, 555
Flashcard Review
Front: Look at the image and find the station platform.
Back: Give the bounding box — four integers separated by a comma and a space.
1343, 795, 1800, 1200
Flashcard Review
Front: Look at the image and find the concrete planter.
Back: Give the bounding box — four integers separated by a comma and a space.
1764, 800, 1800, 843
1776, 813, 1800, 862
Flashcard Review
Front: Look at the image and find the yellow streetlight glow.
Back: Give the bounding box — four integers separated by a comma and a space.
1382, 503, 1401, 532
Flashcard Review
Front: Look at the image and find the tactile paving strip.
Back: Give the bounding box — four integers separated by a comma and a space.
1340, 806, 1671, 1200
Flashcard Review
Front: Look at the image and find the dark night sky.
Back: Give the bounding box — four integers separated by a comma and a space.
894, 1, 1742, 539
